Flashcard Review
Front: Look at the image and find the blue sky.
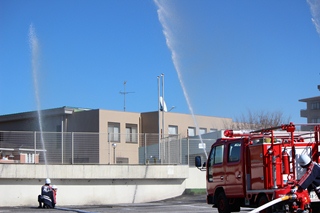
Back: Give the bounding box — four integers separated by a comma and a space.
1, 0, 320, 124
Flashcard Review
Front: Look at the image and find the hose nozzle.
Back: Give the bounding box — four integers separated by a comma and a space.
281, 195, 293, 201
287, 194, 297, 200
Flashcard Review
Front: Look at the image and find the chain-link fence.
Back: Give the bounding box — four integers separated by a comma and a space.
0, 131, 217, 166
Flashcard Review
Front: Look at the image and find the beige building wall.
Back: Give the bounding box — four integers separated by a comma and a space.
141, 111, 232, 137
99, 110, 140, 164
162, 112, 232, 137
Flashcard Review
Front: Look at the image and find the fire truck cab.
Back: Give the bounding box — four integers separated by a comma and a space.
195, 123, 320, 213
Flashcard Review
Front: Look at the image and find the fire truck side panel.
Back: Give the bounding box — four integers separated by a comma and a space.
225, 140, 245, 197
248, 144, 265, 190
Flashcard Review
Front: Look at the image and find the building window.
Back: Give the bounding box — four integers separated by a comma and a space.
168, 125, 178, 135
116, 157, 129, 164
188, 127, 196, 136
311, 118, 320, 123
199, 128, 207, 135
210, 128, 217, 132
108, 122, 120, 142
126, 124, 138, 143
311, 102, 320, 110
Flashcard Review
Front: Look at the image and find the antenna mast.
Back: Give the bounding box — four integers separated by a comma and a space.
119, 81, 134, 111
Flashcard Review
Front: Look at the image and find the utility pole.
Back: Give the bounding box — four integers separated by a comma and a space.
157, 76, 161, 161
158, 73, 165, 163
119, 81, 134, 111
161, 73, 165, 139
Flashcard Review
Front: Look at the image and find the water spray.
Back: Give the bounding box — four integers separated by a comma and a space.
154, 0, 207, 159
307, 0, 320, 36
29, 24, 49, 178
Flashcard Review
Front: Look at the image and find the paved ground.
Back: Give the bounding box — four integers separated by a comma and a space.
0, 194, 254, 213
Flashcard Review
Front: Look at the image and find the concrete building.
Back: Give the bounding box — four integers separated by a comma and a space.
299, 85, 320, 131
0, 106, 232, 164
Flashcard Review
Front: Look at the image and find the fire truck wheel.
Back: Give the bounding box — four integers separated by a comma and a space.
230, 199, 241, 212
217, 191, 231, 213
257, 195, 272, 213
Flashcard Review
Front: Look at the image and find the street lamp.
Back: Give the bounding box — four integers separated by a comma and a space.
112, 143, 117, 164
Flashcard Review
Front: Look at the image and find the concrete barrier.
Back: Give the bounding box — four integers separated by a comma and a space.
186, 167, 206, 189
0, 164, 189, 207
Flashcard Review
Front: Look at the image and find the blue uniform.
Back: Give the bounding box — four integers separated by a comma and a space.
38, 184, 54, 208
298, 162, 320, 191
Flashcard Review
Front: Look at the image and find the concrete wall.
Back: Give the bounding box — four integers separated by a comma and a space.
0, 164, 190, 207
185, 167, 206, 189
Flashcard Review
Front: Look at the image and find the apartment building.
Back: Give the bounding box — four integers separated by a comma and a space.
299, 85, 320, 131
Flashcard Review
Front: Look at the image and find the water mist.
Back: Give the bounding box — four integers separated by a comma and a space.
29, 24, 49, 178
154, 1, 208, 159
307, 0, 320, 36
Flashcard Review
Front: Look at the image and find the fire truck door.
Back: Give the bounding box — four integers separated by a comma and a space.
207, 144, 225, 196
225, 141, 244, 197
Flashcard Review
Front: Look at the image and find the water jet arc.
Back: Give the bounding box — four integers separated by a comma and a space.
29, 24, 49, 178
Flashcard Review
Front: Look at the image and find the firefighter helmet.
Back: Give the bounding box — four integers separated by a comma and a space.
45, 178, 51, 184
298, 154, 311, 167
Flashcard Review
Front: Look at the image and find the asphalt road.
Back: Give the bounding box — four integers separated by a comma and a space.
0, 194, 254, 213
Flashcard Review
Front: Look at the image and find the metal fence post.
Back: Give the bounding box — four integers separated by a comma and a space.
168, 136, 170, 164
71, 132, 74, 164
61, 131, 64, 164
108, 133, 110, 164
34, 131, 36, 164
144, 133, 147, 165
187, 136, 190, 166
179, 135, 182, 164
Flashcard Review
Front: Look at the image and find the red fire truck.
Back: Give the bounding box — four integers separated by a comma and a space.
195, 123, 320, 213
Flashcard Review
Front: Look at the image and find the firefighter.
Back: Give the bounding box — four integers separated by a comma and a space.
292, 154, 320, 198
38, 178, 54, 208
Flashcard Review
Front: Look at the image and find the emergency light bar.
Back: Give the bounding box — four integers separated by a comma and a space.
224, 130, 251, 137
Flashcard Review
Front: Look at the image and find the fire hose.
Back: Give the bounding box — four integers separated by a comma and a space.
248, 196, 290, 213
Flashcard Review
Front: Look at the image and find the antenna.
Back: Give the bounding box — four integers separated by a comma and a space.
119, 81, 135, 111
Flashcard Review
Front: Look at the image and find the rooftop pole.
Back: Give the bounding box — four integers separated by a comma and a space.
119, 81, 134, 111
158, 76, 161, 162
